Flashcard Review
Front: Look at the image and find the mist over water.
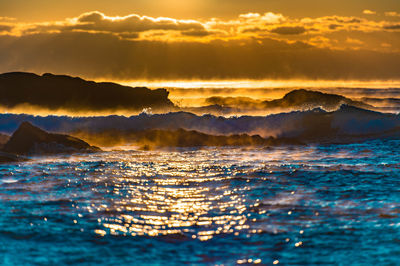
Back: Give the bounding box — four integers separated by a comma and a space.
1, 78, 400, 265
1, 140, 400, 265
168, 86, 400, 115
2, 79, 400, 116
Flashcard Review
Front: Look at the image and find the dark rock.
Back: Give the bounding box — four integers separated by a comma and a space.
0, 151, 27, 163
263, 89, 372, 110
264, 136, 305, 146
73, 128, 302, 148
2, 121, 101, 155
0, 72, 174, 111
0, 133, 10, 148
203, 89, 373, 114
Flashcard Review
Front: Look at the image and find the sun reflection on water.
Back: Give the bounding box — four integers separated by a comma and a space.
86, 151, 253, 241
36, 144, 398, 246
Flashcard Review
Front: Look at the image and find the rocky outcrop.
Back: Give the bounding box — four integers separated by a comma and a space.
203, 89, 374, 115
73, 128, 303, 148
0, 72, 174, 112
0, 133, 10, 148
263, 89, 372, 110
2, 122, 101, 155
0, 151, 27, 163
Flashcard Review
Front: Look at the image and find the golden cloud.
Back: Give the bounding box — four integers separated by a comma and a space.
0, 11, 398, 49
363, 10, 376, 15
385, 11, 400, 17
0, 11, 399, 80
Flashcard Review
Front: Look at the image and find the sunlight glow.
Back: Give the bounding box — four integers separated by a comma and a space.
121, 79, 400, 89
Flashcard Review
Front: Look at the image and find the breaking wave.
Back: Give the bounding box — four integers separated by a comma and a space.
0, 105, 399, 146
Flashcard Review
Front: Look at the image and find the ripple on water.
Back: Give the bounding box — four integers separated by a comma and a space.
0, 140, 399, 265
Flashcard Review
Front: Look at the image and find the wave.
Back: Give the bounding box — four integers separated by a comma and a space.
190, 89, 373, 116
0, 105, 399, 146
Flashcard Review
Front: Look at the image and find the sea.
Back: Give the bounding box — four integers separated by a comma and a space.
1, 140, 399, 265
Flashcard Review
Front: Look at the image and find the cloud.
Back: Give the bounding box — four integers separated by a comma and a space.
346, 37, 364, 45
0, 17, 16, 22
384, 24, 400, 30
329, 24, 342, 30
1, 11, 397, 46
239, 13, 260, 19
0, 25, 13, 33
333, 17, 362, 24
241, 27, 263, 33
259, 12, 286, 24
3, 11, 210, 40
116, 32, 140, 39
363, 10, 376, 15
0, 11, 399, 80
180, 29, 211, 37
0, 31, 399, 80
71, 11, 205, 33
385, 12, 400, 17
239, 12, 285, 23
271, 26, 307, 35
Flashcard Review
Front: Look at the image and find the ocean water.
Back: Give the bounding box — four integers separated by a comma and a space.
0, 140, 399, 265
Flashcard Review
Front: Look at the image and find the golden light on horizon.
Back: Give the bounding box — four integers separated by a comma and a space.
121, 79, 400, 89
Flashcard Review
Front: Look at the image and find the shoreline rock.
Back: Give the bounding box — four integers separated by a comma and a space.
2, 121, 101, 155
0, 151, 27, 163
0, 133, 10, 149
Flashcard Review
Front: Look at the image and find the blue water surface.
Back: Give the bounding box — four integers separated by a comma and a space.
0, 140, 399, 265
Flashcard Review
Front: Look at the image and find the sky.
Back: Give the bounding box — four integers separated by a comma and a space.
1, 0, 400, 21
0, 0, 399, 81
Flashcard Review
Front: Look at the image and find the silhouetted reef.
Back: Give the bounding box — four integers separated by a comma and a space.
0, 133, 9, 148
205, 89, 372, 113
1, 72, 396, 116
0, 72, 174, 111
73, 128, 303, 149
264, 89, 372, 109
2, 122, 101, 155
0, 151, 27, 163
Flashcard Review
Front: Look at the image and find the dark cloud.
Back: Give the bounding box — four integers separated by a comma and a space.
117, 32, 140, 39
0, 24, 12, 32
68, 11, 205, 33
329, 24, 342, 30
335, 17, 361, 23
16, 11, 208, 37
270, 26, 306, 35
384, 24, 400, 30
180, 29, 210, 37
241, 27, 263, 33
0, 31, 399, 80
